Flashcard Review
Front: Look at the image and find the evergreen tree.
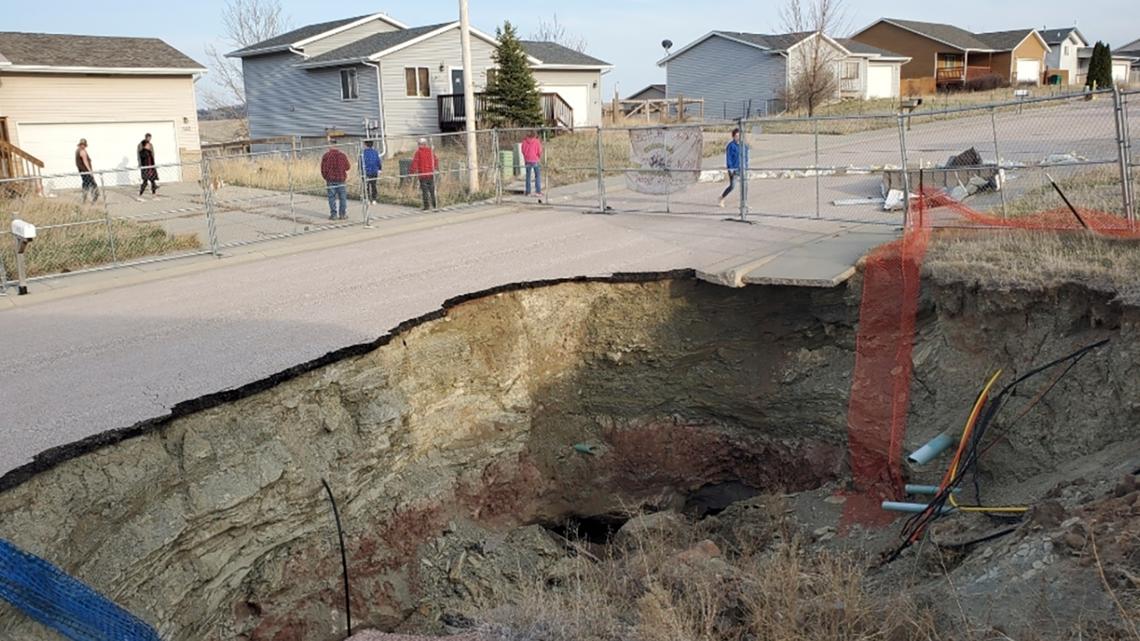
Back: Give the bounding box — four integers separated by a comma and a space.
1087, 41, 1114, 89
484, 22, 543, 128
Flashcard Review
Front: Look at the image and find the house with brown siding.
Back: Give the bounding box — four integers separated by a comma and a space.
0, 32, 204, 185
851, 19, 1050, 90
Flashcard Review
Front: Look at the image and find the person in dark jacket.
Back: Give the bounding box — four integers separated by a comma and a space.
75, 138, 98, 204
361, 140, 382, 204
718, 128, 749, 208
137, 133, 159, 198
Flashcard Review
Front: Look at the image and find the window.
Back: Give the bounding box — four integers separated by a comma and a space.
1063, 45, 1070, 56
404, 67, 431, 97
486, 68, 498, 86
842, 61, 860, 80
340, 68, 358, 101
937, 53, 964, 69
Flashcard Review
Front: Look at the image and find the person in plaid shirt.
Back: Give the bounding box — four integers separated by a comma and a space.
320, 140, 351, 220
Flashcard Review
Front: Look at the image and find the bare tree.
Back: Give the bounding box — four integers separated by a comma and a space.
779, 0, 846, 116
530, 13, 587, 53
203, 0, 289, 123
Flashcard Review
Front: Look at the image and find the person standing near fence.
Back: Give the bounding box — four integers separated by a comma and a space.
361, 140, 382, 205
410, 138, 439, 211
718, 128, 747, 208
136, 133, 159, 199
320, 140, 351, 220
521, 131, 543, 197
75, 138, 98, 204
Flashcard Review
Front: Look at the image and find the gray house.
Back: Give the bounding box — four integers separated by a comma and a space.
658, 30, 909, 119
229, 13, 612, 147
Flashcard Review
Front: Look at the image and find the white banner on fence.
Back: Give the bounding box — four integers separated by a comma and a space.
625, 127, 704, 195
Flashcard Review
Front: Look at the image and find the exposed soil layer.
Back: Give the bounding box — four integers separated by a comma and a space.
1, 272, 1137, 640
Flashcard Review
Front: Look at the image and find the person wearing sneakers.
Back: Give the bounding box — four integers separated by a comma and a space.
521, 131, 543, 197
320, 139, 351, 220
137, 133, 159, 199
75, 139, 99, 204
718, 128, 748, 208
361, 140, 382, 204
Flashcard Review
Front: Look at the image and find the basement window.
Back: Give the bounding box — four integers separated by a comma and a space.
340, 68, 359, 101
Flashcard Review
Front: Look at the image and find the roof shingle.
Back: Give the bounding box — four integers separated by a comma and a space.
305, 23, 452, 65
230, 15, 371, 56
520, 40, 610, 66
974, 29, 1035, 51
837, 38, 907, 58
881, 19, 993, 50
0, 32, 202, 70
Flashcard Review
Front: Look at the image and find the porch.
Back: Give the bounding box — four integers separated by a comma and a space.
438, 92, 575, 132
935, 52, 996, 87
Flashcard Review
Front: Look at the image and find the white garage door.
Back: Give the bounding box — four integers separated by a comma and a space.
541, 85, 590, 127
1015, 59, 1041, 84
866, 64, 896, 99
1112, 61, 1129, 83
16, 121, 181, 190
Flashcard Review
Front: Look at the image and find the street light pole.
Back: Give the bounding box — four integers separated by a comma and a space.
459, 0, 479, 193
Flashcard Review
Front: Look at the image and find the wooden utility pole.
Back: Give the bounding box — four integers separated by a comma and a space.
459, 0, 478, 192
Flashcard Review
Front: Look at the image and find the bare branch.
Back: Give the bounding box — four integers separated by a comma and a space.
203, 0, 289, 115
529, 13, 588, 53
779, 0, 846, 116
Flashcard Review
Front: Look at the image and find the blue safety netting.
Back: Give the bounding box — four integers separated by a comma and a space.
0, 538, 161, 641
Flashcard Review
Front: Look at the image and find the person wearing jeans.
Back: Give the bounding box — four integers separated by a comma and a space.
361, 140, 382, 204
410, 138, 439, 211
320, 140, 351, 219
521, 131, 543, 196
75, 138, 99, 204
718, 128, 749, 208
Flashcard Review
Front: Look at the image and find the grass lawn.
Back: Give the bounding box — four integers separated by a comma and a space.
1, 198, 200, 278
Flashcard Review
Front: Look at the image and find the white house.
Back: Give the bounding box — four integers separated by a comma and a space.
0, 32, 204, 184
657, 30, 910, 119
1039, 27, 1085, 85
229, 13, 612, 146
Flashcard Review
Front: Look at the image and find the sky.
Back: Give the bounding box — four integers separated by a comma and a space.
3, 0, 1138, 106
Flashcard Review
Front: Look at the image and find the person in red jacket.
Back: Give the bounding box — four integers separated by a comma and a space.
320, 139, 351, 220
410, 137, 439, 211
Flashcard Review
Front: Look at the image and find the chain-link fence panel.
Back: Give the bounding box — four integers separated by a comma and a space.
1124, 90, 1139, 225
1, 161, 210, 284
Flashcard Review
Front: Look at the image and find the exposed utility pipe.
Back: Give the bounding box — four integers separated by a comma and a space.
904, 484, 960, 496
882, 501, 956, 515
906, 432, 956, 465
321, 478, 352, 638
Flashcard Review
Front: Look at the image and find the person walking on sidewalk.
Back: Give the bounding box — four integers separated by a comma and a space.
410, 138, 439, 211
320, 140, 351, 220
361, 140, 382, 204
718, 128, 748, 208
137, 133, 159, 199
75, 138, 99, 204
521, 131, 543, 196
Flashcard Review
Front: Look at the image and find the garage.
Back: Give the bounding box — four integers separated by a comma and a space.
539, 85, 590, 127
866, 63, 896, 99
16, 121, 181, 191
1015, 58, 1041, 84
1112, 60, 1130, 83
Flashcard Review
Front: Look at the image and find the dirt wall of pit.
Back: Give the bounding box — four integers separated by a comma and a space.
1, 273, 1137, 641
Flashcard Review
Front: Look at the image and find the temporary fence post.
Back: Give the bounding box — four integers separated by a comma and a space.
356, 141, 367, 224
738, 117, 748, 222
596, 126, 607, 213
897, 113, 911, 227
201, 156, 220, 256
98, 172, 119, 265
286, 149, 298, 229
663, 127, 671, 214
429, 136, 439, 210
813, 118, 821, 219
492, 129, 502, 205
1112, 88, 1135, 226
990, 106, 1008, 218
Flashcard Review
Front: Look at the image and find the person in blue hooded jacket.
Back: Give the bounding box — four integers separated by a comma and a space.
718, 128, 748, 208
361, 140, 382, 204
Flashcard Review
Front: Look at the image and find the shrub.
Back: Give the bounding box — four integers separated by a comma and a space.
963, 73, 1009, 92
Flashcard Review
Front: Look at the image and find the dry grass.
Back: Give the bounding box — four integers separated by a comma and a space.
0, 198, 200, 278
995, 165, 1128, 218
925, 229, 1140, 298
477, 509, 937, 641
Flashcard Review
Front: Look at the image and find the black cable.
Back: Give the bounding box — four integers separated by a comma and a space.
885, 339, 1109, 563
321, 478, 352, 638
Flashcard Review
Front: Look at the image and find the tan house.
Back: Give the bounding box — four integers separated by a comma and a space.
0, 32, 204, 186
851, 19, 1050, 90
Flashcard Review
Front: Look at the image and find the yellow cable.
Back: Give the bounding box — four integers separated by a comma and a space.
945, 370, 1029, 514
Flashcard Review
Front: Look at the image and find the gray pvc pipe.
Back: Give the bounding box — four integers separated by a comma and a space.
904, 484, 961, 495
907, 432, 956, 465
881, 501, 956, 515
